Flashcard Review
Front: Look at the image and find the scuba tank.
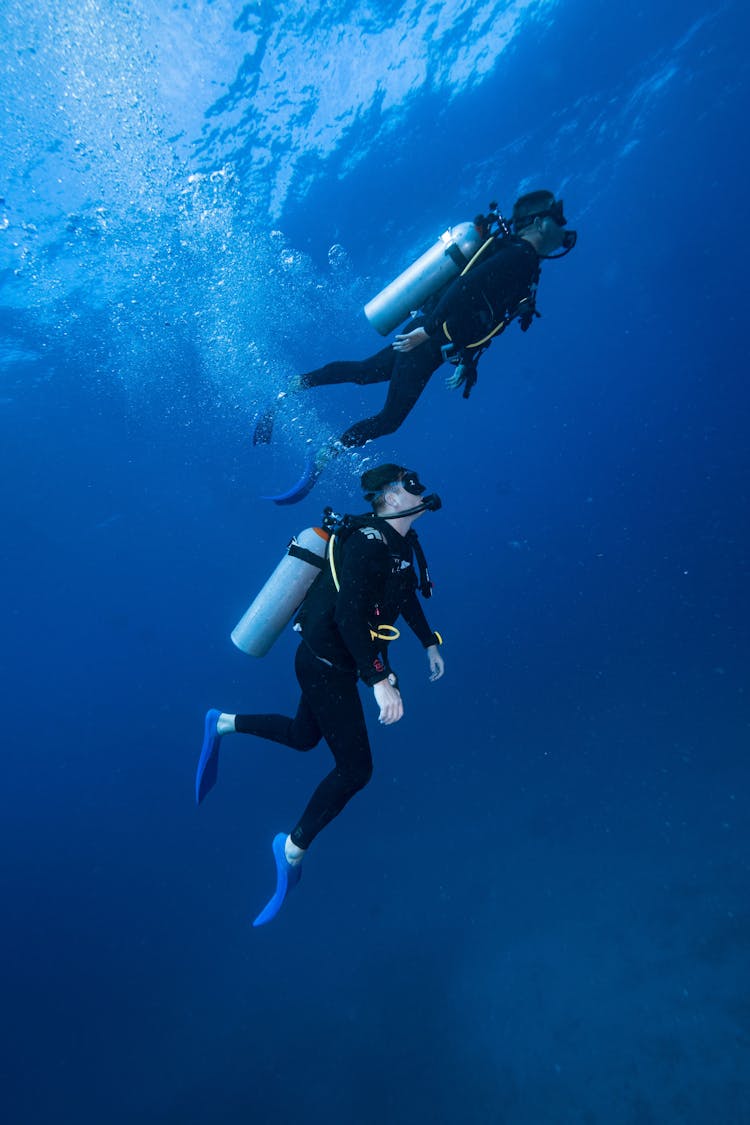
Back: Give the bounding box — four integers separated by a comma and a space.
364, 221, 482, 336
231, 526, 329, 657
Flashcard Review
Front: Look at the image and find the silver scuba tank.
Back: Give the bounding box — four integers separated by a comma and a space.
363, 220, 482, 336
230, 526, 330, 657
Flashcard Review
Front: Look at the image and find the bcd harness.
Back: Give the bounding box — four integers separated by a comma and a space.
439, 231, 541, 400
288, 511, 435, 645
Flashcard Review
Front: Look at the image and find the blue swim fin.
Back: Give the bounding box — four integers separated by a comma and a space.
262, 454, 321, 506
252, 833, 303, 926
195, 708, 222, 805
262, 441, 345, 506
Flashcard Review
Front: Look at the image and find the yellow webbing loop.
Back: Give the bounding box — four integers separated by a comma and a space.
442, 317, 509, 350
369, 624, 401, 642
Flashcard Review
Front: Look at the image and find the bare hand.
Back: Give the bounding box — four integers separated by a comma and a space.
393, 327, 429, 353
445, 366, 467, 391
426, 645, 445, 681
374, 678, 404, 724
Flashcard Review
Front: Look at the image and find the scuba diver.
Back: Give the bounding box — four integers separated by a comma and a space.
195, 464, 445, 926
256, 190, 577, 504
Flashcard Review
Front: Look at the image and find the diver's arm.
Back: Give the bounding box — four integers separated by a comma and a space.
421, 274, 466, 340
400, 590, 445, 681
400, 587, 434, 643
423, 259, 502, 348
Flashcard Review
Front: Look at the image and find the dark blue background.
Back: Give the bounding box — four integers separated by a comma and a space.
1, 1, 748, 1122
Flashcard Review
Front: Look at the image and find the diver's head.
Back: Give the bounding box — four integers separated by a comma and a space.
361, 464, 440, 520
512, 190, 577, 258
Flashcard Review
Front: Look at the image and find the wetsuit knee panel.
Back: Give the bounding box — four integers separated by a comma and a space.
293, 733, 320, 752
337, 760, 374, 794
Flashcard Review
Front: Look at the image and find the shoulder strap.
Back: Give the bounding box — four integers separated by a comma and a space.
327, 518, 386, 592
407, 530, 434, 599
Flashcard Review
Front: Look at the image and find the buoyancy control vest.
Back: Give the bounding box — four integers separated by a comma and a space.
230, 511, 433, 658
437, 233, 541, 351
432, 233, 541, 399
324, 511, 434, 600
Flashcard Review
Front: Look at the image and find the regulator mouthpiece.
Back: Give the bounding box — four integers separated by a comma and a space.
544, 228, 577, 259
421, 493, 442, 512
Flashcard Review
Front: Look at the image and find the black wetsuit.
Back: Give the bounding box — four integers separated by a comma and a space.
234, 518, 439, 850
423, 236, 539, 349
299, 236, 540, 447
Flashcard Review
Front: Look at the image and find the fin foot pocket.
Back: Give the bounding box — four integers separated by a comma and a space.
253, 833, 303, 926
195, 708, 222, 805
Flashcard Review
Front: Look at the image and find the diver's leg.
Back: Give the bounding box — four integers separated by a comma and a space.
250, 645, 371, 925
231, 647, 323, 750
254, 347, 395, 446
299, 345, 395, 389
231, 702, 321, 751
288, 647, 373, 850
339, 338, 443, 448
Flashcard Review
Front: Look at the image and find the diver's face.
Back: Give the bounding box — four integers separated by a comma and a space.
398, 482, 423, 506
386, 482, 425, 518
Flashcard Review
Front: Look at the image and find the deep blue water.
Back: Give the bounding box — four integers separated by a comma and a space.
1, 2, 749, 1122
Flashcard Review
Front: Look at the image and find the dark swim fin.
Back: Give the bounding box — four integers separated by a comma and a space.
262, 453, 321, 506
195, 708, 222, 805
253, 833, 303, 927
252, 402, 278, 446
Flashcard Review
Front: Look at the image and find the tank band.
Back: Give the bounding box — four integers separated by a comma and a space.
288, 542, 326, 569
445, 243, 470, 270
